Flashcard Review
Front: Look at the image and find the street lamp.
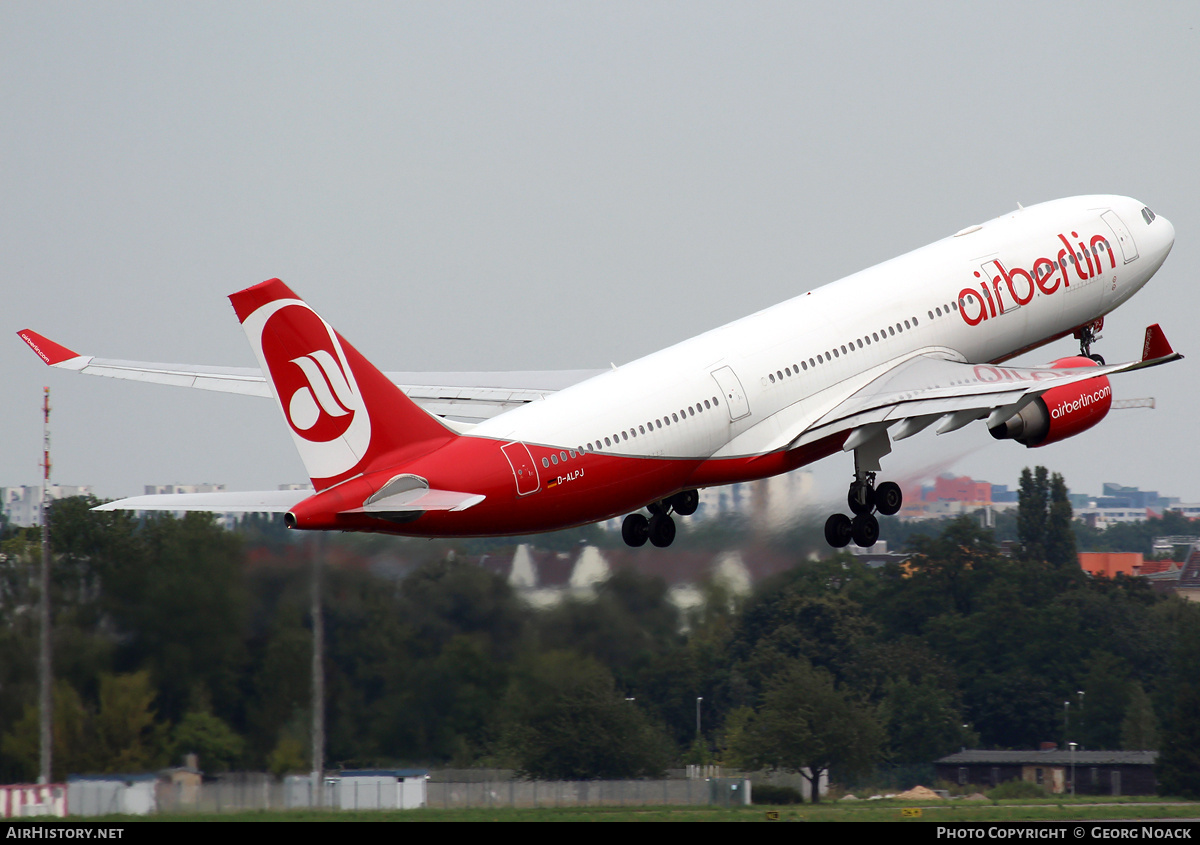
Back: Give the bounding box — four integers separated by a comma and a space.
1068, 741, 1077, 797
696, 697, 703, 737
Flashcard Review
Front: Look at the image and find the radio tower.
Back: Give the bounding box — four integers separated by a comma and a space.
39, 387, 52, 784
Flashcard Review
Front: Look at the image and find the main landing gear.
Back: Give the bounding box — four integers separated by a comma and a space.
824, 425, 902, 549
824, 472, 903, 548
622, 489, 698, 548
1075, 319, 1106, 365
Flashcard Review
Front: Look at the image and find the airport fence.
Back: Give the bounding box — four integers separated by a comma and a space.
145, 777, 750, 815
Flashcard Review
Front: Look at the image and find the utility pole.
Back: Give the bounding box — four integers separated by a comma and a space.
39, 387, 52, 784
310, 532, 325, 806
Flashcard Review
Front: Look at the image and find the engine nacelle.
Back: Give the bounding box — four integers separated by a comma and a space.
989, 356, 1112, 448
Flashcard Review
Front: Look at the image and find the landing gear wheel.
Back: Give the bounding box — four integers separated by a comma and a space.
824, 513, 853, 548
671, 489, 699, 516
648, 513, 676, 548
851, 513, 880, 548
647, 500, 668, 516
1089, 353, 1105, 366
874, 481, 903, 516
622, 513, 649, 547
848, 483, 875, 516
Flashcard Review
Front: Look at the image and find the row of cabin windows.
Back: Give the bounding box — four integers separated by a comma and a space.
581, 395, 722, 453
930, 299, 961, 320
764, 315, 923, 384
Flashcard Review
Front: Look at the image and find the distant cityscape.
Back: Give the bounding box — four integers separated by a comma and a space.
5, 473, 1200, 613
5, 473, 1200, 532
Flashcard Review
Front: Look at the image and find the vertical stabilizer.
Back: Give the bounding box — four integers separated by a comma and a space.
229, 279, 455, 490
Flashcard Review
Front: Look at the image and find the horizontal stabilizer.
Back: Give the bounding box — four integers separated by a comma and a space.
340, 473, 484, 515
92, 490, 312, 513
344, 489, 485, 515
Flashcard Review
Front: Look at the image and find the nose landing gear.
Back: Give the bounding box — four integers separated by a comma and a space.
1075, 319, 1106, 365
621, 489, 698, 547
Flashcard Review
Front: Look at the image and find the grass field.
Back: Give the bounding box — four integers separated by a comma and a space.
75, 798, 1200, 822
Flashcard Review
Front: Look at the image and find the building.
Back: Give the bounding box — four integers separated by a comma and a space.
935, 749, 1158, 796
1, 484, 93, 527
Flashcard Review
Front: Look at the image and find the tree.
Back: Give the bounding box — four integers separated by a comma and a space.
1, 680, 90, 782
1046, 472, 1078, 571
497, 651, 673, 779
171, 710, 245, 773
1018, 467, 1049, 562
1016, 467, 1080, 576
1156, 604, 1200, 797
92, 671, 170, 773
730, 658, 883, 802
1121, 682, 1158, 751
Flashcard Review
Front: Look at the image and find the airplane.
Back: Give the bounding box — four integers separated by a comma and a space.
18, 194, 1181, 549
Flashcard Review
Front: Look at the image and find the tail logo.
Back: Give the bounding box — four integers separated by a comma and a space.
241, 298, 372, 480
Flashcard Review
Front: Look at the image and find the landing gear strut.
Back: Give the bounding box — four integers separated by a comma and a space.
1075, 319, 1105, 365
825, 427, 902, 549
621, 489, 698, 548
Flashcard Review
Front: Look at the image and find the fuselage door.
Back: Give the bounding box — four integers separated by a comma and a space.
501, 441, 540, 496
1101, 210, 1138, 264
710, 365, 751, 421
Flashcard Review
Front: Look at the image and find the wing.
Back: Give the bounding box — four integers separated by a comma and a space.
91, 476, 484, 516
791, 324, 1182, 455
16, 330, 603, 423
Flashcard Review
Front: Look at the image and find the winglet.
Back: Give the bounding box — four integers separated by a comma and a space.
1142, 324, 1175, 362
17, 330, 81, 366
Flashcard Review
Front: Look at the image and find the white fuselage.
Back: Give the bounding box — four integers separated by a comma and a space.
470, 195, 1174, 464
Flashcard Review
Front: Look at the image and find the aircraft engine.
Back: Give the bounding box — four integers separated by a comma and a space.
988, 356, 1112, 448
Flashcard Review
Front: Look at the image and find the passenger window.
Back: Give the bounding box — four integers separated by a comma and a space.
621, 431, 628, 441
560, 451, 567, 461
688, 407, 695, 416
542, 457, 550, 468
704, 399, 712, 408
639, 425, 645, 434
776, 370, 783, 380
605, 437, 611, 446
768, 373, 775, 383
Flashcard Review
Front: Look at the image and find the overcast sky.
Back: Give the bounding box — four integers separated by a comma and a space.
4, 2, 1199, 509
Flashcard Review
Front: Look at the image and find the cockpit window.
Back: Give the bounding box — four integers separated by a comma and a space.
1142, 207, 1156, 225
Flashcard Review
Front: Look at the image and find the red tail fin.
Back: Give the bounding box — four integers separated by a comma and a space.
229, 279, 455, 491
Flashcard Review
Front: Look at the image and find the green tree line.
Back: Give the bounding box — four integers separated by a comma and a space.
1, 473, 1198, 796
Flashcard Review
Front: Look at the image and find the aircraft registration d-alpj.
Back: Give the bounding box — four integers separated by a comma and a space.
19, 195, 1181, 548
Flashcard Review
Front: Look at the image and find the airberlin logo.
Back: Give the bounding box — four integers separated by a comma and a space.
1050, 385, 1111, 420
959, 230, 1116, 327
240, 298, 372, 480
286, 350, 357, 432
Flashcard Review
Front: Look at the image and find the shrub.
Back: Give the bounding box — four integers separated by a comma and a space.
986, 780, 1048, 800
752, 784, 805, 804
